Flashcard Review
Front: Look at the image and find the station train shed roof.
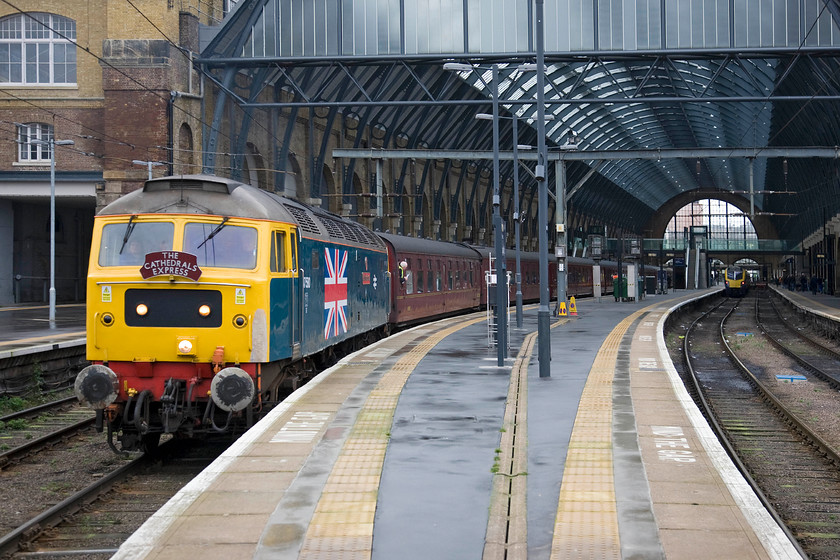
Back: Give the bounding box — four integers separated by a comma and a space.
197, 0, 840, 246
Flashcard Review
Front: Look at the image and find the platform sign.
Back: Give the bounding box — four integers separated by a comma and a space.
673, 257, 686, 267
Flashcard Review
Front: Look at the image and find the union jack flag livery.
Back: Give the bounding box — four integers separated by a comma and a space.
324, 247, 348, 338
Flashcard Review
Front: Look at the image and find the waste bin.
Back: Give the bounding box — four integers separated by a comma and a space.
613, 277, 627, 301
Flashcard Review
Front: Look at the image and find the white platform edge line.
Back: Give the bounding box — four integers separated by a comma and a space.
656, 294, 801, 560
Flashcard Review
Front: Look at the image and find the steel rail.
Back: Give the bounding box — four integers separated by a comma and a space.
0, 395, 77, 423
0, 417, 95, 469
756, 294, 840, 391
0, 456, 144, 556
682, 297, 807, 559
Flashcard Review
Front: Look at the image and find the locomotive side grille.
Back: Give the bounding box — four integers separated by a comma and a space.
284, 204, 322, 236
124, 289, 223, 327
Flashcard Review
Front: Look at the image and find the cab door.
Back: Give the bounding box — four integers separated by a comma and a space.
269, 227, 301, 361
289, 231, 301, 359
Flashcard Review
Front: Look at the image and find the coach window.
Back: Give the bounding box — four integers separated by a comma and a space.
405, 263, 414, 294
436, 261, 442, 292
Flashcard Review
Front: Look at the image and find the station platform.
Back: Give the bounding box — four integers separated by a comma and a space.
770, 283, 840, 317
0, 303, 85, 358
111, 289, 803, 560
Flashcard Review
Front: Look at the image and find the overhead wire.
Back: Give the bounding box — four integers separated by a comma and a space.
0, 0, 290, 173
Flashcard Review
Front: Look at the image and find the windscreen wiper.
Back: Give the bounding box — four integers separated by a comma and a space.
196, 217, 230, 249
118, 215, 137, 255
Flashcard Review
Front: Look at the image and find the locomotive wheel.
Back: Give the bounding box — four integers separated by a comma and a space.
133, 389, 153, 435
140, 432, 161, 455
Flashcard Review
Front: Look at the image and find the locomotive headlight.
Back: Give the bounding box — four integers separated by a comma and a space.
233, 314, 247, 328
136, 303, 149, 316
198, 304, 211, 317
178, 339, 193, 354
100, 313, 114, 326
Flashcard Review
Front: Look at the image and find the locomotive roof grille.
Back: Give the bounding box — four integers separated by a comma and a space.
144, 178, 233, 194
283, 204, 322, 236
317, 214, 382, 247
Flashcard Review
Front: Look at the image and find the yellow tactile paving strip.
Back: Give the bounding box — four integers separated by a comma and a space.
549, 310, 646, 560
298, 316, 487, 559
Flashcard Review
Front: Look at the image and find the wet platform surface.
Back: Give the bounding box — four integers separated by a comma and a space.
108, 289, 804, 559
0, 303, 85, 357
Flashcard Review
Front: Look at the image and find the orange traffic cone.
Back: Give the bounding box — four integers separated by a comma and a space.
569, 296, 578, 316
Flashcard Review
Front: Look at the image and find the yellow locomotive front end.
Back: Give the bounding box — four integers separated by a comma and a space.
77, 211, 276, 452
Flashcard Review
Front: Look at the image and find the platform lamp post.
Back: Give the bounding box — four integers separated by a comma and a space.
535, 0, 551, 377
132, 159, 165, 180
444, 62, 507, 366
32, 137, 75, 326
475, 111, 554, 330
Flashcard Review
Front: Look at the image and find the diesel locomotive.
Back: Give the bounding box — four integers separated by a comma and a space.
74, 174, 623, 453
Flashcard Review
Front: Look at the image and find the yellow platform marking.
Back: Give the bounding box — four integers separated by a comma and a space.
298, 315, 486, 560
549, 310, 647, 560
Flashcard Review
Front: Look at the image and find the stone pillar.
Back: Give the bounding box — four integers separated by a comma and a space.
432, 220, 441, 240
448, 223, 458, 242
412, 217, 423, 238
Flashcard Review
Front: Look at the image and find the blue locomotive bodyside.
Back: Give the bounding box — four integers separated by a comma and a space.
297, 237, 389, 358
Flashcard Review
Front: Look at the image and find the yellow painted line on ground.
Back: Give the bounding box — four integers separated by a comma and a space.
298, 315, 487, 560
549, 309, 647, 560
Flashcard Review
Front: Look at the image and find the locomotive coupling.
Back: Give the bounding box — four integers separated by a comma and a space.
210, 367, 255, 412
75, 364, 119, 409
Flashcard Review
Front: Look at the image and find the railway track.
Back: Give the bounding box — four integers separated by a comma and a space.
679, 291, 840, 559
0, 396, 96, 468
0, 439, 226, 559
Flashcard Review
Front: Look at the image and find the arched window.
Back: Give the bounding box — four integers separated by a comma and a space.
664, 199, 757, 246
0, 13, 77, 85
17, 122, 53, 162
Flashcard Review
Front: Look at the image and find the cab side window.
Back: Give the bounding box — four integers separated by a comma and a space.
270, 231, 287, 273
